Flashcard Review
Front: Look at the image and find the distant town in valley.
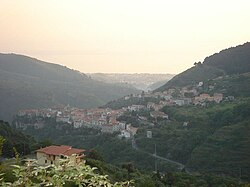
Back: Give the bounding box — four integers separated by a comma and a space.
14, 80, 231, 138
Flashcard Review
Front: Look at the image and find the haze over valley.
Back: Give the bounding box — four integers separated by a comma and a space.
88, 73, 175, 91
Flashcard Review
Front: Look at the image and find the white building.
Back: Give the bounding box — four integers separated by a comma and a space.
147, 131, 152, 138
128, 105, 145, 112
56, 116, 71, 124
119, 130, 131, 139
174, 99, 185, 106
73, 120, 83, 128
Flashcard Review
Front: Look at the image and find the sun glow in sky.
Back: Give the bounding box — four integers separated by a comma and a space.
1, 0, 250, 74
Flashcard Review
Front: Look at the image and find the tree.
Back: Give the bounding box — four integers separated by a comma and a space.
86, 149, 104, 161
122, 162, 134, 179
0, 136, 5, 157
165, 172, 176, 187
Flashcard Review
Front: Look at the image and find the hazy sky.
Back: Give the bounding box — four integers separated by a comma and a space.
1, 0, 250, 74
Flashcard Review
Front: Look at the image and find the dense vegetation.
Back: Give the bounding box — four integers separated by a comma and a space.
0, 157, 132, 186
203, 42, 250, 74
15, 99, 250, 182
12, 66, 250, 181
208, 72, 250, 98
157, 42, 250, 91
86, 158, 242, 187
134, 99, 250, 181
0, 120, 63, 158
15, 120, 173, 172
0, 120, 36, 157
0, 53, 139, 122
0, 141, 243, 187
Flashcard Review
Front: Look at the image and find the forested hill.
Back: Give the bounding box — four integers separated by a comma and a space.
157, 42, 250, 91
0, 53, 139, 122
0, 120, 36, 157
0, 53, 89, 82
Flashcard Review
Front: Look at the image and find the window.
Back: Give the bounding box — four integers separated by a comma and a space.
51, 161, 53, 164
45, 160, 47, 164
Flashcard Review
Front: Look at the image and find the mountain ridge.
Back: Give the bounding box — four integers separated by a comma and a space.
157, 42, 250, 91
0, 53, 139, 122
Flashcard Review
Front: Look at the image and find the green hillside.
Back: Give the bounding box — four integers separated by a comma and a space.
100, 68, 250, 181
0, 53, 139, 122
12, 116, 246, 185
157, 42, 250, 91
187, 120, 250, 178
208, 72, 250, 97
141, 99, 250, 181
0, 120, 36, 157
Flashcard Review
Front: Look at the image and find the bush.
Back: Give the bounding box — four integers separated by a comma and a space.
0, 157, 132, 187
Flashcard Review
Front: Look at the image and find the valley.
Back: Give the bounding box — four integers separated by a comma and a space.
1, 42, 250, 186
88, 73, 175, 91
1, 1, 250, 185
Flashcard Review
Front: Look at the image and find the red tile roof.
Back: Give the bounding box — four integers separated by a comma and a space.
36, 145, 84, 156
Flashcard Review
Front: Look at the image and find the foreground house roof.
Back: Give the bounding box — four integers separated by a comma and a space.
36, 145, 84, 156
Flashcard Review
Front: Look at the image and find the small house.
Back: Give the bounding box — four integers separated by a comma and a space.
36, 145, 85, 166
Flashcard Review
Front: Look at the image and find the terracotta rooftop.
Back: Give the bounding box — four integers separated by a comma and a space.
36, 145, 84, 156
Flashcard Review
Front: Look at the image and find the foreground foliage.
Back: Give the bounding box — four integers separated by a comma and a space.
0, 157, 132, 187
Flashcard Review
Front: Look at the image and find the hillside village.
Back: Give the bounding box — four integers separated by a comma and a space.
14, 105, 139, 138
105, 80, 234, 115
123, 81, 227, 109
14, 81, 233, 140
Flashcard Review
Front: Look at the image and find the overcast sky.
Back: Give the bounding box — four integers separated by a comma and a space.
1, 0, 250, 74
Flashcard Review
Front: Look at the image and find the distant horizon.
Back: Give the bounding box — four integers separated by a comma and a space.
1, 40, 248, 75
86, 72, 175, 75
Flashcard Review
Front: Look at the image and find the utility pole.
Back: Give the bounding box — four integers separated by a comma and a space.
154, 143, 157, 172
154, 143, 157, 156
239, 168, 242, 184
155, 159, 157, 172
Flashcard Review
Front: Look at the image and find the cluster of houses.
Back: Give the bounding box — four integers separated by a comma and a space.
15, 81, 229, 139
27, 81, 232, 167
193, 93, 223, 106
15, 105, 138, 138
123, 82, 225, 109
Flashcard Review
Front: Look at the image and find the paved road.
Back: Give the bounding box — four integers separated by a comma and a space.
132, 138, 185, 171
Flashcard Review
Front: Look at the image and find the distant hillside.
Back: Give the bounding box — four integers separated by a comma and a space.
157, 42, 250, 91
0, 54, 139, 122
88, 73, 175, 91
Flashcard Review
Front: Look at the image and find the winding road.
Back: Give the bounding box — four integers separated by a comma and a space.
131, 137, 186, 171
